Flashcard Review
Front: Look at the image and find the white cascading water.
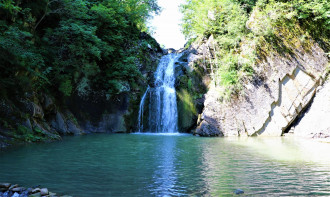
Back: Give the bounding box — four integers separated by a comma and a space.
137, 86, 149, 132
137, 53, 181, 133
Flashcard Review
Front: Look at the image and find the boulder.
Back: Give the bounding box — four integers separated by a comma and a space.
195, 120, 223, 137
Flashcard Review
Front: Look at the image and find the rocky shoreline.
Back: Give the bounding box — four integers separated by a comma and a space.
0, 183, 71, 197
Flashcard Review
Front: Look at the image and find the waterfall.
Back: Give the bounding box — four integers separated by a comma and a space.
137, 86, 150, 133
137, 53, 181, 133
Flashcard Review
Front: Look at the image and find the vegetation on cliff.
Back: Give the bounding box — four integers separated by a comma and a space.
181, 0, 329, 100
0, 0, 162, 145
0, 0, 160, 98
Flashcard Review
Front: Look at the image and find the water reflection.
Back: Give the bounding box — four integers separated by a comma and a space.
228, 137, 330, 164
149, 136, 178, 196
0, 135, 330, 196
198, 137, 330, 196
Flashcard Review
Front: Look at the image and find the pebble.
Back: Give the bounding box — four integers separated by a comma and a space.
0, 183, 11, 188
40, 188, 49, 195
11, 187, 25, 192
8, 184, 18, 190
0, 183, 68, 197
29, 192, 41, 197
11, 192, 19, 197
3, 190, 13, 197
234, 189, 244, 195
31, 188, 41, 194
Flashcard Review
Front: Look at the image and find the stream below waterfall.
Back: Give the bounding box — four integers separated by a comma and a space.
0, 134, 330, 196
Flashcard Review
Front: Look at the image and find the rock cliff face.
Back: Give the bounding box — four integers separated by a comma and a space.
174, 49, 210, 132
0, 35, 163, 148
193, 41, 328, 137
292, 80, 330, 139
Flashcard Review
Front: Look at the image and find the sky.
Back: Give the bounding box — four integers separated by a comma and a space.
148, 0, 186, 50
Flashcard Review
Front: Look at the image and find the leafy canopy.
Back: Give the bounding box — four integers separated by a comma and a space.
0, 0, 160, 98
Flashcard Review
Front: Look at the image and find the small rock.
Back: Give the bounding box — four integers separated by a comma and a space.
26, 188, 33, 194
21, 189, 31, 197
11, 192, 19, 197
29, 192, 41, 197
8, 184, 18, 190
234, 189, 244, 195
0, 188, 7, 192
11, 187, 25, 192
3, 190, 13, 197
0, 183, 11, 188
31, 188, 41, 194
49, 192, 57, 196
40, 188, 49, 196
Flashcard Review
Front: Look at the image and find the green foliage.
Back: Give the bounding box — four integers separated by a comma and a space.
59, 78, 73, 96
14, 125, 46, 142
0, 0, 160, 99
181, 0, 247, 42
181, 0, 329, 100
181, 0, 253, 99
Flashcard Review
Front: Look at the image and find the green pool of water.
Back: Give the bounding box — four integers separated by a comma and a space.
0, 133, 330, 196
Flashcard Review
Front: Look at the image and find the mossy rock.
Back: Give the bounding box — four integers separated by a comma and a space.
177, 89, 198, 132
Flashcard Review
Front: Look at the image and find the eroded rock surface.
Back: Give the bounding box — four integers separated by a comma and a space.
292, 81, 330, 138
196, 43, 328, 137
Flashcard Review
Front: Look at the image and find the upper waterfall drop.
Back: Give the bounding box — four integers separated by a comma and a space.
137, 53, 182, 133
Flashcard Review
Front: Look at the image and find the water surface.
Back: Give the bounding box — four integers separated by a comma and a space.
0, 134, 329, 196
